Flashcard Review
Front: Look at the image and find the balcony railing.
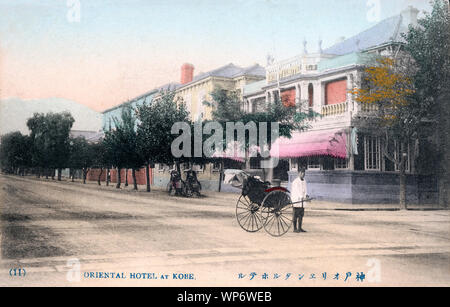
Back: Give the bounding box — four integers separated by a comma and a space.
321, 102, 348, 117
360, 102, 378, 113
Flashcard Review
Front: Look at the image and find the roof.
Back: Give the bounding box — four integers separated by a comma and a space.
70, 130, 103, 141
157, 82, 181, 91
185, 63, 266, 86
102, 63, 265, 113
243, 79, 266, 96
318, 52, 375, 72
324, 14, 408, 56
102, 89, 158, 114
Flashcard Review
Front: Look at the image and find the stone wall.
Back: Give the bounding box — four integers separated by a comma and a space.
287, 170, 438, 204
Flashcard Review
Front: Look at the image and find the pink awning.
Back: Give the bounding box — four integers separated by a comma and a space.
270, 128, 347, 159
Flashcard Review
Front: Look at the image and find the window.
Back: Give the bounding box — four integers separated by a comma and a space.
157, 163, 165, 172
354, 133, 365, 170
251, 101, 257, 113
322, 156, 334, 170
364, 136, 381, 170
308, 84, 314, 108
335, 158, 348, 170
250, 157, 261, 169
325, 78, 347, 105
281, 88, 296, 107
307, 156, 321, 170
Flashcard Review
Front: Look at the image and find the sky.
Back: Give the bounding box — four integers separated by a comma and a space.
0, 0, 433, 112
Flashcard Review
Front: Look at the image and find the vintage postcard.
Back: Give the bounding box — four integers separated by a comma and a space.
0, 0, 449, 291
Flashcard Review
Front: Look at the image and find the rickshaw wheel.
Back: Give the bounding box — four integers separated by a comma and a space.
183, 182, 193, 197
261, 190, 293, 237
236, 195, 264, 232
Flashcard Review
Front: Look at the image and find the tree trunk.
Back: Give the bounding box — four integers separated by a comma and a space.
116, 167, 121, 189
399, 152, 407, 210
106, 168, 110, 186
245, 148, 250, 170
98, 168, 103, 186
57, 168, 62, 181
218, 160, 224, 192
45, 168, 49, 179
132, 169, 138, 190
146, 164, 151, 192
125, 168, 129, 187
83, 168, 89, 184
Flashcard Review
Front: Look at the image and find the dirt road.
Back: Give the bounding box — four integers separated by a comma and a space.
1, 174, 449, 286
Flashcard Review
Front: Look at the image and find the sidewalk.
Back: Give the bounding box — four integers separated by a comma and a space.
202, 190, 448, 211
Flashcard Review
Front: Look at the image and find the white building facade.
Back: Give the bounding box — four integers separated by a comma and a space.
241, 6, 437, 204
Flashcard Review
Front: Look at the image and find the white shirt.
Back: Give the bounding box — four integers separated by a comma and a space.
291, 177, 308, 208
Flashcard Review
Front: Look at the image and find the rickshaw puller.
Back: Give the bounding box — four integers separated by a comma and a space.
291, 166, 308, 233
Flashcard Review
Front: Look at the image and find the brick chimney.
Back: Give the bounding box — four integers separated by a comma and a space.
180, 63, 194, 85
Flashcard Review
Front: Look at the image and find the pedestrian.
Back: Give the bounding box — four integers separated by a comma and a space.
291, 166, 308, 233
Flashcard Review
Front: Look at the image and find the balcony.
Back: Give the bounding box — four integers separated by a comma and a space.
321, 101, 348, 117
359, 102, 378, 113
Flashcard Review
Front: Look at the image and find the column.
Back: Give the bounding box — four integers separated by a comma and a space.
313, 81, 321, 114
347, 73, 354, 112
295, 84, 301, 110
265, 91, 271, 110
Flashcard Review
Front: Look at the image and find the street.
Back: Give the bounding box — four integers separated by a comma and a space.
1, 174, 449, 286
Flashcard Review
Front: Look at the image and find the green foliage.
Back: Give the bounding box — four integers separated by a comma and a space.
0, 131, 32, 173
403, 0, 450, 113
68, 136, 95, 170
26, 112, 75, 170
90, 141, 108, 169
204, 88, 243, 122
136, 89, 190, 165
204, 87, 319, 150
103, 105, 142, 169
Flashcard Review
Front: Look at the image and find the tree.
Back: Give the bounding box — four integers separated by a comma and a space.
402, 0, 450, 206
136, 89, 190, 192
26, 112, 48, 178
0, 131, 32, 175
103, 105, 144, 189
117, 105, 145, 190
91, 140, 108, 186
68, 136, 95, 184
26, 112, 75, 180
352, 55, 419, 209
204, 87, 318, 182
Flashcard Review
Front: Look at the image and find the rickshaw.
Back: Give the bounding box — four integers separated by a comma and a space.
183, 169, 202, 197
228, 171, 294, 237
167, 169, 184, 196
167, 169, 202, 197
